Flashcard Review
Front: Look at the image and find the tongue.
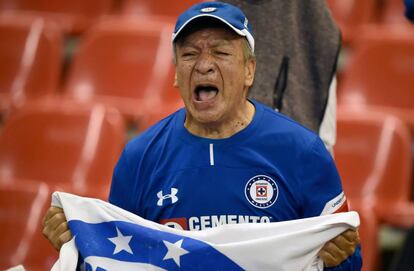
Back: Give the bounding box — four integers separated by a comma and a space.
198, 89, 217, 101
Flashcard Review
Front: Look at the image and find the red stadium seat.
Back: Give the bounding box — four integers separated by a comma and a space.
121, 0, 201, 17
338, 25, 414, 131
326, 0, 379, 44
64, 17, 183, 128
0, 98, 125, 194
0, 182, 58, 271
335, 108, 414, 228
0, 0, 114, 34
0, 14, 62, 120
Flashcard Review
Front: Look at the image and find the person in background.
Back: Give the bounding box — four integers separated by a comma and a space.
222, 0, 341, 154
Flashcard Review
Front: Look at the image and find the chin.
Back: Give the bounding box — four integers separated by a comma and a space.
191, 109, 223, 125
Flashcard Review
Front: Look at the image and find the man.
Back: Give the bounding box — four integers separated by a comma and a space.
43, 2, 361, 269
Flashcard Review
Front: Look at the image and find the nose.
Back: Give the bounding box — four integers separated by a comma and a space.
194, 52, 215, 75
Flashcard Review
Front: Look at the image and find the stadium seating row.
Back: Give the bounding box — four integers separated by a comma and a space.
0, 93, 128, 269
1, 181, 114, 270
0, 15, 62, 116
66, 16, 183, 123
336, 24, 414, 252
327, 0, 412, 44
338, 24, 414, 133
0, 0, 202, 33
2, 12, 414, 127
0, 99, 125, 270
0, 14, 184, 130
0, 0, 409, 38
336, 107, 414, 271
334, 12, 414, 265
0, 99, 125, 195
0, 182, 58, 271
331, 10, 414, 270
337, 108, 414, 229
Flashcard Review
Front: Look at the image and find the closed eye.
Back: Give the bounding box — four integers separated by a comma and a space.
182, 52, 196, 57
216, 51, 230, 56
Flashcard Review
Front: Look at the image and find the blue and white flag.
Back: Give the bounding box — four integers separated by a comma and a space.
51, 192, 359, 271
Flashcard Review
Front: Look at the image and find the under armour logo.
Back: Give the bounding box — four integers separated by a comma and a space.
157, 188, 179, 206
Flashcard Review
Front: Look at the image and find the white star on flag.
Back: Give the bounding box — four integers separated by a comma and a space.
108, 227, 133, 255
162, 239, 189, 267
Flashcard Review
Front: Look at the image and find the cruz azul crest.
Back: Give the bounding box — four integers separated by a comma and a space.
245, 175, 279, 208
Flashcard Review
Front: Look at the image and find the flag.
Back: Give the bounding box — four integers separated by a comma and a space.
51, 192, 359, 271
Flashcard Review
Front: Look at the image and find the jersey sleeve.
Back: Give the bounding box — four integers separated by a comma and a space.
298, 136, 348, 218
298, 137, 362, 270
108, 147, 136, 213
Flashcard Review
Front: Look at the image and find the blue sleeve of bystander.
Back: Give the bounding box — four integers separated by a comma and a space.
404, 0, 414, 21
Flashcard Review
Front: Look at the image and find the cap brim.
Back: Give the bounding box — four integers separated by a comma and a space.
172, 14, 254, 52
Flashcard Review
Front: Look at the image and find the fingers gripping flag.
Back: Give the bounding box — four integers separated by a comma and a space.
51, 192, 360, 271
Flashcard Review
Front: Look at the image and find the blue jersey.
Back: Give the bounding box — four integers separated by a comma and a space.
109, 100, 362, 270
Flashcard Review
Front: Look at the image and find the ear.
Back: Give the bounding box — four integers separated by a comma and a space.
173, 71, 178, 88
244, 58, 256, 87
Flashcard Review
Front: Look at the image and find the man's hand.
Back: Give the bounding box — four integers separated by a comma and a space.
42, 207, 72, 251
319, 229, 360, 267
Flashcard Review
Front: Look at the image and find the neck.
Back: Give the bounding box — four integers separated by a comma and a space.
184, 100, 255, 139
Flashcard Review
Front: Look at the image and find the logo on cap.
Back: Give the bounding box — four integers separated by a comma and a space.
244, 18, 248, 28
200, 7, 217, 13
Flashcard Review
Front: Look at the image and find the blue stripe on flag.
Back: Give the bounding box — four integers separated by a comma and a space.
69, 220, 244, 270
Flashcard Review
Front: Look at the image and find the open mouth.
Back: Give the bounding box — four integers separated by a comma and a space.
194, 85, 219, 102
